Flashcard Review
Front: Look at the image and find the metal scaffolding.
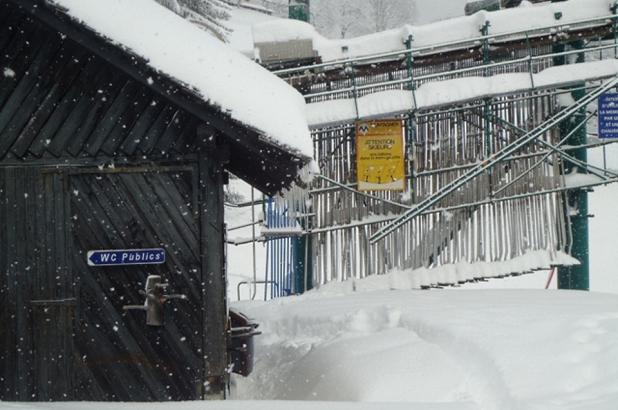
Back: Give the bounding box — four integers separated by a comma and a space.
259, 11, 618, 292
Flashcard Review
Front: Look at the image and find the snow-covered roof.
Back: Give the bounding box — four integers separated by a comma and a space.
227, 5, 280, 56
253, 0, 613, 64
48, 0, 313, 159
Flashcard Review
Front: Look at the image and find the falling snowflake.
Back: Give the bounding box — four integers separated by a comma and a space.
3, 67, 15, 78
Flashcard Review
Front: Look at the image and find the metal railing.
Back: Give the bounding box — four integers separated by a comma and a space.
254, 8, 618, 291
370, 77, 618, 244
274, 13, 617, 77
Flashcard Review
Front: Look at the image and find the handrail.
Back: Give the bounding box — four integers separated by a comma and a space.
307, 69, 618, 129
307, 176, 618, 235
273, 14, 617, 76
303, 42, 616, 101
224, 199, 265, 208
236, 280, 279, 301
227, 219, 264, 232
368, 77, 618, 244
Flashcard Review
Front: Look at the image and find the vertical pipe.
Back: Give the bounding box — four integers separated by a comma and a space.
250, 187, 257, 300
554, 30, 589, 290
288, 0, 310, 22
610, 1, 618, 58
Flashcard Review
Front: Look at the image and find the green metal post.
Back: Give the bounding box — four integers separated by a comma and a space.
613, 2, 618, 58
481, 22, 494, 196
405, 35, 417, 108
554, 34, 589, 290
293, 208, 313, 293
289, 0, 310, 22
481, 21, 491, 66
405, 35, 417, 201
289, 0, 312, 294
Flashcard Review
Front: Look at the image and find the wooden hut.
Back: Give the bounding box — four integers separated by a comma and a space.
0, 0, 312, 401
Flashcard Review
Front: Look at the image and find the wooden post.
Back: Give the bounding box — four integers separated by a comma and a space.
198, 126, 230, 398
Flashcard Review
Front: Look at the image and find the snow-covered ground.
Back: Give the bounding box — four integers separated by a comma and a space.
230, 289, 618, 409
219, 181, 618, 409
220, 171, 618, 409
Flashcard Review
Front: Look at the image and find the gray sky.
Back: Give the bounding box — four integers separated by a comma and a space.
307, 0, 471, 39
414, 0, 469, 24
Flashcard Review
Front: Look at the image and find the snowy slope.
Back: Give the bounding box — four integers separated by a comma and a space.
232, 289, 618, 409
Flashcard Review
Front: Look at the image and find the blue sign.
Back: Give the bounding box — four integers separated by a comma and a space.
598, 93, 618, 139
87, 248, 166, 266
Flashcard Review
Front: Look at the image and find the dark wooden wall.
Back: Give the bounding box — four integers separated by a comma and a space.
0, 0, 307, 197
0, 1, 201, 164
0, 164, 229, 401
0, 0, 229, 401
0, 168, 73, 400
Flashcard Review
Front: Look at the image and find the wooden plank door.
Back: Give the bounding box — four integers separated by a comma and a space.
69, 167, 203, 401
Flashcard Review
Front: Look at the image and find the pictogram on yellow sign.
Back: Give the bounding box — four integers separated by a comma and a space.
356, 120, 406, 192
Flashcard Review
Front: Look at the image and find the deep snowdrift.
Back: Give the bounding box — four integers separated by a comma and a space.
232, 289, 618, 410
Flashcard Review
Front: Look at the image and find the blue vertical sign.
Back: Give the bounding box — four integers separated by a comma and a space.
598, 93, 618, 139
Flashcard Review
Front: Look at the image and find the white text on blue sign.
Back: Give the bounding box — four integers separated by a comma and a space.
598, 93, 618, 138
87, 249, 166, 266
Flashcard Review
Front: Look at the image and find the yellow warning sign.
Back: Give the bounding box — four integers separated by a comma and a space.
356, 120, 406, 192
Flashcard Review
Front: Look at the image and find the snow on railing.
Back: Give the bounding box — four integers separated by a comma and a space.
268, 3, 617, 76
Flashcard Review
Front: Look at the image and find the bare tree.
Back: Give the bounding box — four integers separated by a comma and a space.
366, 0, 414, 32
155, 0, 232, 41
312, 0, 364, 38
336, 1, 364, 38
311, 0, 417, 39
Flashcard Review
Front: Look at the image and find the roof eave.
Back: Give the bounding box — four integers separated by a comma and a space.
12, 0, 311, 193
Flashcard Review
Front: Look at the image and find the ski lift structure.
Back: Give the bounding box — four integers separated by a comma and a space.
254, 2, 618, 295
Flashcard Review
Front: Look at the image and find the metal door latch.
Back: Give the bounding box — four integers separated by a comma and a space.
123, 275, 186, 326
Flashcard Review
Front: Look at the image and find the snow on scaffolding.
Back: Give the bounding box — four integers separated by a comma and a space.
49, 0, 313, 158
306, 59, 618, 128
309, 250, 579, 293
253, 0, 614, 63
